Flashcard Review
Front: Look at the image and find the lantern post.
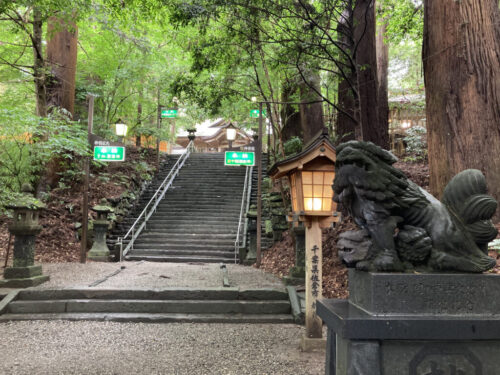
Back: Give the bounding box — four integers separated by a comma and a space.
268, 128, 339, 351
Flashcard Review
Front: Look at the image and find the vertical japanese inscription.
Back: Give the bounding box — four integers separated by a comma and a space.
311, 245, 320, 299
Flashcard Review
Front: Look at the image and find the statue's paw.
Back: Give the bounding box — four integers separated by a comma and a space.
373, 251, 404, 272
356, 260, 372, 271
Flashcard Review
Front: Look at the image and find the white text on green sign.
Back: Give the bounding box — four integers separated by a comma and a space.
94, 146, 125, 162
225, 151, 255, 166
249, 109, 267, 118
161, 109, 178, 118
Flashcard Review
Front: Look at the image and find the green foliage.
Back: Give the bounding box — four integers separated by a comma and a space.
283, 137, 303, 156
388, 40, 424, 95
0, 108, 88, 203
381, 0, 423, 44
134, 160, 154, 181
403, 125, 427, 161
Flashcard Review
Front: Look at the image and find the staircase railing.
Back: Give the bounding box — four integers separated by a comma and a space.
234, 165, 253, 263
118, 141, 194, 260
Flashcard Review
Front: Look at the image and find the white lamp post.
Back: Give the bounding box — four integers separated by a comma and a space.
115, 122, 128, 143
226, 123, 237, 149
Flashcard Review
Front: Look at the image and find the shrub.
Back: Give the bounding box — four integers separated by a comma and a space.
403, 125, 427, 161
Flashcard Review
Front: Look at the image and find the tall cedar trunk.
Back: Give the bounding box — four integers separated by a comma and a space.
336, 77, 359, 141
376, 7, 389, 149
280, 78, 302, 142
46, 16, 78, 116
336, 2, 360, 142
33, 8, 47, 117
423, 0, 500, 219
299, 69, 325, 143
354, 0, 388, 148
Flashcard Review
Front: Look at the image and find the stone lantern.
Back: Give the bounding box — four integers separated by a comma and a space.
0, 183, 49, 287
269, 128, 339, 351
87, 199, 113, 261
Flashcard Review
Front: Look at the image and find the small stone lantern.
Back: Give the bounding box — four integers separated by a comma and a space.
0, 183, 49, 287
268, 128, 339, 351
87, 199, 113, 262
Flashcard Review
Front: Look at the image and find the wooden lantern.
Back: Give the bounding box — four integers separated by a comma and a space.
269, 129, 339, 349
269, 129, 339, 226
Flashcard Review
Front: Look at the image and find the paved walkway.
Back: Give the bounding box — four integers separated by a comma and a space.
0, 262, 326, 374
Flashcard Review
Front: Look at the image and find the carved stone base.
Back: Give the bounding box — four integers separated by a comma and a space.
87, 249, 110, 262
0, 265, 49, 288
300, 336, 326, 352
318, 270, 500, 375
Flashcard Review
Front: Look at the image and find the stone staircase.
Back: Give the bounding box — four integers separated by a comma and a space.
107, 155, 181, 257
0, 288, 293, 323
125, 153, 247, 263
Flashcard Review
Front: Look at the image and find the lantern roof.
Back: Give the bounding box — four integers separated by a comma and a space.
269, 128, 336, 179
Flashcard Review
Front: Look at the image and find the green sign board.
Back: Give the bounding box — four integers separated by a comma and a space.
250, 109, 267, 118
225, 151, 255, 166
94, 146, 125, 162
161, 109, 178, 118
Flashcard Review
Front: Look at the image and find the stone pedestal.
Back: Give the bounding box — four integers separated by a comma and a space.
87, 201, 113, 262
317, 269, 500, 375
284, 225, 306, 286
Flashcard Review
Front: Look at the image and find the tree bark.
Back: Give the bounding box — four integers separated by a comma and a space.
32, 8, 47, 117
376, 5, 389, 149
353, 0, 387, 148
423, 0, 500, 219
299, 68, 325, 143
46, 16, 78, 117
280, 78, 302, 142
336, 2, 360, 142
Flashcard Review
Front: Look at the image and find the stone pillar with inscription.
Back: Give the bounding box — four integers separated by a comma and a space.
318, 270, 500, 375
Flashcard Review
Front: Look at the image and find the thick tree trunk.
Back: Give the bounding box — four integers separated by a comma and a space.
33, 8, 47, 117
376, 7, 389, 149
46, 16, 78, 116
423, 0, 500, 219
299, 69, 325, 143
353, 0, 388, 148
336, 77, 359, 142
336, 2, 360, 142
280, 78, 302, 142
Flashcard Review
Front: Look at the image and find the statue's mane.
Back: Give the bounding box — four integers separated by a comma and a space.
334, 141, 428, 210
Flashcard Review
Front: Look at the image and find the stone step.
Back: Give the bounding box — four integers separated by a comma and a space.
151, 210, 240, 216
156, 203, 242, 210
120, 218, 239, 225
126, 249, 235, 257
140, 228, 237, 235
135, 233, 237, 239
0, 313, 294, 324
8, 299, 291, 315
14, 288, 287, 300
133, 238, 235, 246
124, 255, 234, 263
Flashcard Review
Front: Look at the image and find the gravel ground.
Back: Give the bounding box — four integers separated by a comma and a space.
0, 321, 325, 375
0, 262, 284, 292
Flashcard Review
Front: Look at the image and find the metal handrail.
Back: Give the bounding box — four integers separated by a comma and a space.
118, 141, 194, 260
234, 165, 253, 263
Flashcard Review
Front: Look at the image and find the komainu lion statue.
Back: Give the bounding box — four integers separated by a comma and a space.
333, 141, 498, 273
